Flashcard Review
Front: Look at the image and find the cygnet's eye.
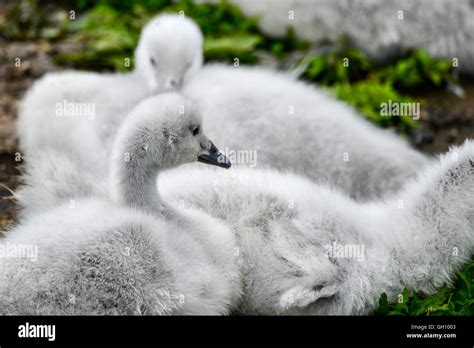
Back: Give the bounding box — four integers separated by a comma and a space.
192, 126, 200, 136
185, 62, 192, 71
150, 57, 156, 66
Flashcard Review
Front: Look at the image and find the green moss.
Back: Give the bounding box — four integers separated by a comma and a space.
165, 0, 259, 37
300, 47, 454, 88
328, 81, 419, 132
260, 28, 309, 58
203, 34, 261, 63
373, 259, 474, 316
50, 0, 309, 70
301, 48, 372, 85
53, 3, 146, 71
375, 49, 455, 89
297, 48, 455, 132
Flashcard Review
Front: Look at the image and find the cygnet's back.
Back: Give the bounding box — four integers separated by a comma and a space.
160, 140, 474, 314
183, 64, 429, 200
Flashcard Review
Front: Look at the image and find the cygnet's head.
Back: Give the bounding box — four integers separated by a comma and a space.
113, 93, 230, 172
135, 14, 203, 93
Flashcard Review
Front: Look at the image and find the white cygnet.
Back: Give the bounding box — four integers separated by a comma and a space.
160, 140, 474, 314
182, 63, 429, 200
16, 14, 203, 160
0, 94, 240, 315
18, 15, 428, 203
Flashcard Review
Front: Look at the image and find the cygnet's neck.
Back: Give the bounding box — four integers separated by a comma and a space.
110, 150, 175, 219
132, 48, 157, 94
128, 69, 154, 95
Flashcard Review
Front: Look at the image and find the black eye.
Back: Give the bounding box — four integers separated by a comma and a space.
192, 126, 200, 136
150, 58, 156, 66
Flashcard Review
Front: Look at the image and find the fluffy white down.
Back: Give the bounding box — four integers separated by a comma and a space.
182, 63, 429, 200
12, 137, 473, 315
13, 95, 473, 315
17, 12, 428, 204
16, 62, 429, 215
0, 201, 238, 315
228, 0, 474, 74
1, 94, 240, 315
16, 14, 203, 160
159, 140, 474, 314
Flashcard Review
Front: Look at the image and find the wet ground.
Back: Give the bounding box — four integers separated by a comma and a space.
0, 39, 473, 232
411, 81, 474, 155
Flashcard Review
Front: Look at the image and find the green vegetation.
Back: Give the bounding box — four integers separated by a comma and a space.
373, 259, 473, 316
1, 0, 306, 67
330, 81, 418, 132
54, 0, 302, 67
1, 0, 470, 316
14, 0, 307, 69
300, 47, 373, 85
298, 48, 455, 131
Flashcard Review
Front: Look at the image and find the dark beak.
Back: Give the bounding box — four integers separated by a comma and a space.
198, 142, 231, 169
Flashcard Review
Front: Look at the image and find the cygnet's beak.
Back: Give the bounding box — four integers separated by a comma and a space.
198, 141, 231, 169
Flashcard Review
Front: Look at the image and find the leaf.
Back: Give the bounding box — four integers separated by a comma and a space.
402, 288, 409, 303
306, 56, 326, 79
457, 271, 471, 297
378, 293, 389, 314
204, 34, 261, 54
